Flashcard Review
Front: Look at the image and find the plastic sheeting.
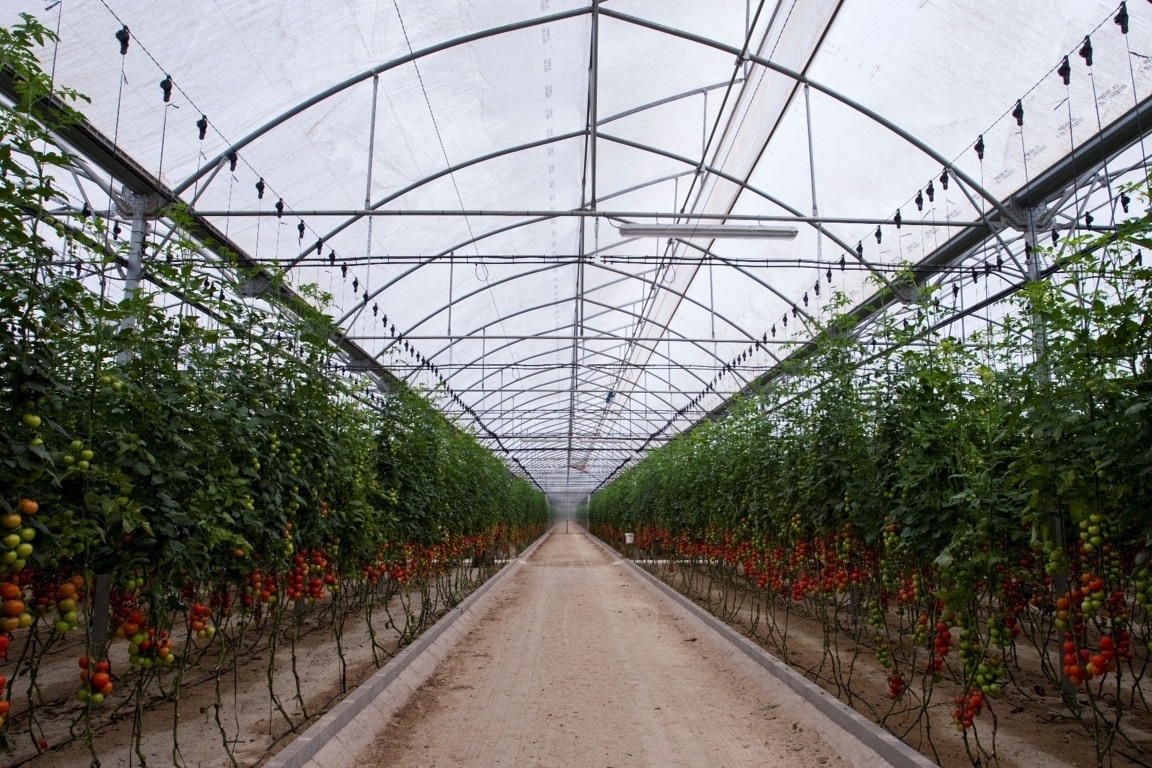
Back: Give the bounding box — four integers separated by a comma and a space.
6, 1, 1151, 495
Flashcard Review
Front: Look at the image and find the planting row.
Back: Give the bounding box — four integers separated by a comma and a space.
591, 199, 1152, 767
0, 18, 546, 762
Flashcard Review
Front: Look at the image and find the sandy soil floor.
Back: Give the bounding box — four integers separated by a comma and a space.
654, 560, 1152, 768
362, 530, 855, 768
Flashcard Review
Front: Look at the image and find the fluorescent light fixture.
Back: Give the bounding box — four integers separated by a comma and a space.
618, 223, 798, 239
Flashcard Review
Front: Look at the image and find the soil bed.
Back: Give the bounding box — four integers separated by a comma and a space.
362, 529, 866, 768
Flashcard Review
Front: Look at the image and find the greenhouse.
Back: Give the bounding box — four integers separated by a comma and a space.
1, 1, 1151, 766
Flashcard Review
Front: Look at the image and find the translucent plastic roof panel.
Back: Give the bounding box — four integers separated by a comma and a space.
7, 0, 1152, 494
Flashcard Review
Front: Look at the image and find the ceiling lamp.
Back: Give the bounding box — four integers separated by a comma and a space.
618, 223, 798, 239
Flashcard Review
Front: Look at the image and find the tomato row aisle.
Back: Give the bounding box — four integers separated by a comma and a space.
590, 215, 1152, 766
0, 20, 546, 762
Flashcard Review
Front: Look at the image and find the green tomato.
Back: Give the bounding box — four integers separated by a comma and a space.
15, 543, 33, 558
19, 528, 34, 542
80, 449, 94, 461
22, 414, 41, 429
2, 534, 20, 548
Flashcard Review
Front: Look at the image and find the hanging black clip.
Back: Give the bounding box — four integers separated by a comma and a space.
770, 324, 776, 337
81, 202, 90, 218
1012, 99, 1024, 127
196, 115, 208, 141
275, 198, 284, 218
328, 249, 336, 264
915, 189, 924, 211
855, 241, 863, 258
1115, 2, 1129, 35
115, 25, 130, 56
940, 168, 950, 191
839, 255, 846, 271
1079, 36, 1093, 67
1085, 212, 1094, 228
297, 220, 305, 241
926, 180, 935, 202
363, 290, 369, 303
373, 303, 379, 317
226, 150, 238, 172
315, 239, 323, 256
1058, 56, 1071, 86
1121, 191, 1131, 213
1052, 228, 1060, 245
352, 277, 359, 292
255, 178, 265, 199
874, 225, 882, 244
341, 263, 348, 278
160, 75, 173, 102
113, 221, 122, 240
894, 209, 902, 229
974, 134, 985, 161
802, 291, 809, 307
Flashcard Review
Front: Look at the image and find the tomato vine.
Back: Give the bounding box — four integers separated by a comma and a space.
0, 15, 545, 762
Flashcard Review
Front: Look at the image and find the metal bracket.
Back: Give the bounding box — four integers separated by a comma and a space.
1003, 198, 1047, 233
240, 275, 273, 298
891, 283, 920, 305
112, 186, 162, 220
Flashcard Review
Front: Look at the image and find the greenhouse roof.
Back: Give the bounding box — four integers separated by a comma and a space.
5, 0, 1152, 497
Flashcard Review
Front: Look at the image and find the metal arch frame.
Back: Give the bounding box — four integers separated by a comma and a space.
446, 320, 712, 417
404, 263, 777, 380
371, 259, 762, 371
441, 313, 712, 418
172, 7, 594, 196
398, 264, 646, 368
329, 171, 688, 329
596, 131, 890, 286
332, 125, 891, 340
595, 7, 1017, 225
157, 4, 1040, 489
174, 9, 1013, 280
480, 398, 649, 436
437, 322, 710, 417
436, 306, 683, 421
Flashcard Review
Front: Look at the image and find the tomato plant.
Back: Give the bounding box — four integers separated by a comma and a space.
0, 15, 546, 762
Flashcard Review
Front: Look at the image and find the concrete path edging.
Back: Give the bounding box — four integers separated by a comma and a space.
262, 531, 550, 768
585, 531, 937, 768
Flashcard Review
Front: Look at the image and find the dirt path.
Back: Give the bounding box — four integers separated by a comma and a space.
361, 530, 855, 768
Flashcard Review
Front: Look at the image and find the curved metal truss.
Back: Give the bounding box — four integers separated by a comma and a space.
8, 1, 1152, 497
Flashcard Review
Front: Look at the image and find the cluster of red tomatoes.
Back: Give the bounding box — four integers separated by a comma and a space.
923, 618, 951, 679
189, 603, 215, 641
76, 656, 113, 705
887, 673, 906, 700
952, 687, 985, 730
244, 570, 278, 605
287, 550, 332, 601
